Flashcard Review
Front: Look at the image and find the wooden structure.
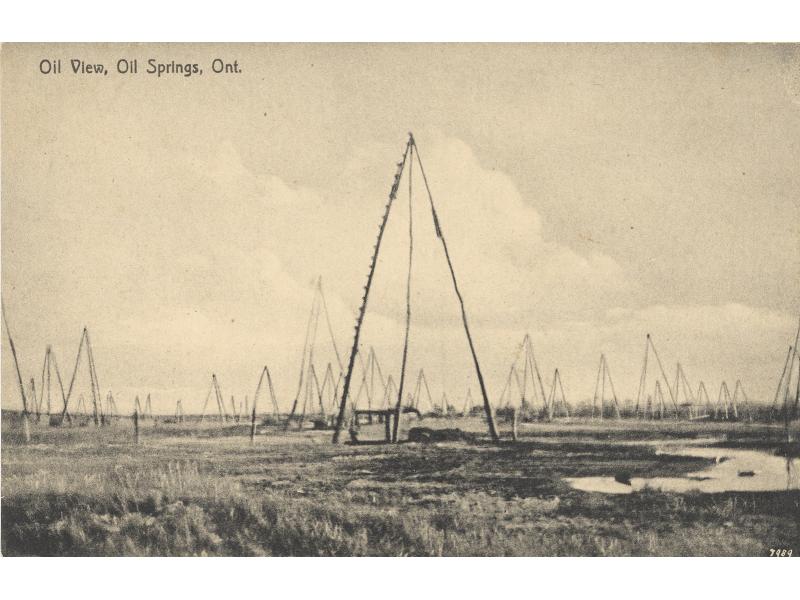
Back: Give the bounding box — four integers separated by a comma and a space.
253, 365, 281, 418
547, 368, 570, 418
773, 317, 800, 420
634, 334, 680, 418
332, 134, 499, 443
352, 409, 398, 443
199, 374, 227, 422
672, 363, 697, 418
409, 369, 434, 412
2, 301, 31, 441
497, 334, 550, 418
286, 278, 344, 428
592, 354, 622, 420
56, 327, 103, 426
36, 346, 68, 424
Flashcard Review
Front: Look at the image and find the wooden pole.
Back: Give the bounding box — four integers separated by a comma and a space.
648, 335, 679, 415
558, 369, 570, 418
592, 355, 602, 419
333, 140, 412, 443
511, 407, 518, 442
82, 328, 101, 427
286, 286, 320, 427
45, 347, 52, 421
414, 137, 499, 442
30, 378, 40, 423
392, 144, 414, 443
21, 411, 31, 443
772, 346, 793, 418
250, 405, 257, 445
794, 354, 800, 419
2, 302, 31, 443
600, 356, 606, 421
635, 336, 650, 417
789, 317, 800, 418
133, 408, 140, 445
527, 337, 550, 420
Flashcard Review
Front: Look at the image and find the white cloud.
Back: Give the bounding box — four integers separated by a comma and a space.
3, 134, 794, 415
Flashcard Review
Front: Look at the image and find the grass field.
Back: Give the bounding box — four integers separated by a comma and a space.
2, 413, 799, 556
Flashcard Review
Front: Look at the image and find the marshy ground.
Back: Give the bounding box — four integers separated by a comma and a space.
2, 414, 798, 556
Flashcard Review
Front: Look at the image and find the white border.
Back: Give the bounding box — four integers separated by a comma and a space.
0, 557, 797, 599
2, 2, 798, 598
0, 1, 798, 42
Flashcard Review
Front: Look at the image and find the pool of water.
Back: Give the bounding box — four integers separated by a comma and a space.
565, 442, 800, 494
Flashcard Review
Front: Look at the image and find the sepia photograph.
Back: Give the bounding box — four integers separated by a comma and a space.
1, 40, 799, 559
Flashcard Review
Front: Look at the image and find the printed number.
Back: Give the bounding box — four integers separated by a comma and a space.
769, 548, 793, 556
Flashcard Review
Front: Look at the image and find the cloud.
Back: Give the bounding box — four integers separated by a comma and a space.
239, 131, 633, 330
3, 133, 794, 415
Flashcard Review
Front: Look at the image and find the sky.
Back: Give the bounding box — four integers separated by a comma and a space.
2, 43, 799, 415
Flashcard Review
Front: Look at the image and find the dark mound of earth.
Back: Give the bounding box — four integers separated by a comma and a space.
407, 427, 476, 443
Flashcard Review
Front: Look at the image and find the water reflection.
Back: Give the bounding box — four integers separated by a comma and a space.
566, 443, 800, 494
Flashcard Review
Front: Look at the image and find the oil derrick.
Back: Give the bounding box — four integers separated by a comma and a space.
642, 378, 667, 420
332, 134, 499, 443
497, 334, 550, 418
644, 390, 653, 419
789, 318, 800, 418
773, 317, 800, 421
497, 364, 522, 410
381, 375, 398, 411
106, 391, 118, 419
29, 378, 40, 422
61, 327, 103, 426
672, 362, 697, 419
31, 345, 71, 426
409, 368, 434, 413
306, 366, 324, 420
716, 381, 733, 420
634, 334, 680, 419
547, 368, 570, 418
653, 380, 667, 419
772, 346, 794, 419
134, 395, 143, 417
199, 374, 227, 423
462, 387, 474, 416
317, 363, 339, 415
253, 365, 281, 419
696, 381, 712, 418
352, 347, 387, 424
175, 399, 185, 423
440, 391, 450, 415
286, 277, 345, 428
75, 394, 87, 415
592, 354, 622, 420
2, 301, 32, 440
303, 362, 339, 420
732, 380, 750, 421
